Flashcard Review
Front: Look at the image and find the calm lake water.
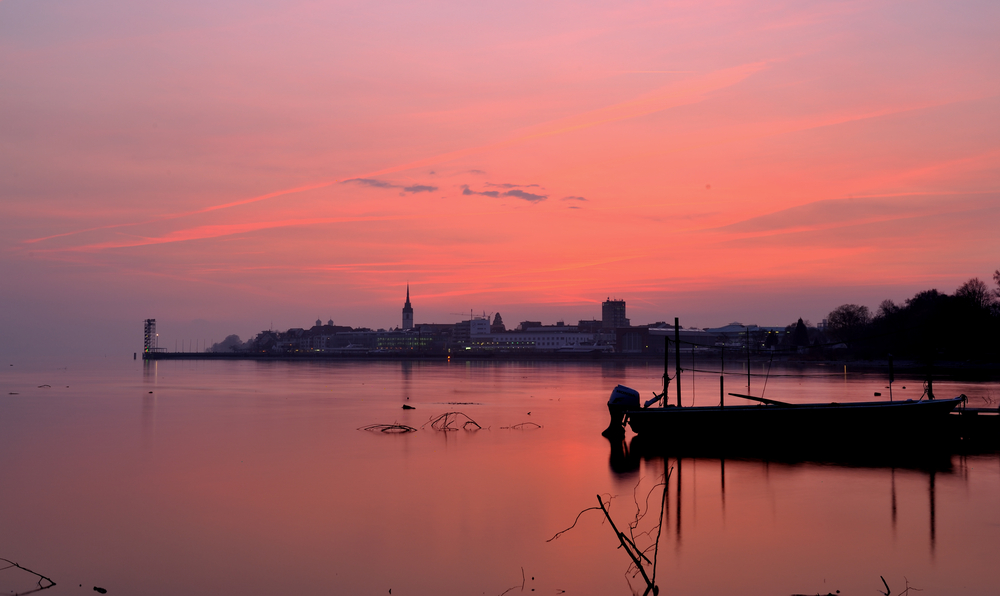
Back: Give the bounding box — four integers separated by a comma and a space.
1, 359, 998, 595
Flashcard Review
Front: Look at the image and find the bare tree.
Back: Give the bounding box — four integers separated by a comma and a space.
955, 277, 994, 310
827, 304, 871, 347
876, 299, 900, 319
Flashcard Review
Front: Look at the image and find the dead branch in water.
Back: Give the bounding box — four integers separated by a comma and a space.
358, 423, 418, 433
422, 411, 482, 431
496, 566, 526, 596
546, 497, 609, 543
869, 575, 922, 596
546, 469, 672, 596
595, 494, 657, 595
0, 557, 56, 595
499, 422, 542, 430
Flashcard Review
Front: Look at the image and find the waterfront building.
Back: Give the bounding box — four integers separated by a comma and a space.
602, 299, 630, 329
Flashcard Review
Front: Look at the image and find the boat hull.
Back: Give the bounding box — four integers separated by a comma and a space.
624, 397, 963, 456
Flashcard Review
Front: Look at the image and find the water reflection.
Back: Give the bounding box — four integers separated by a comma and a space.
616, 438, 958, 561
1, 359, 996, 595
607, 436, 640, 475
929, 469, 936, 556
141, 360, 157, 446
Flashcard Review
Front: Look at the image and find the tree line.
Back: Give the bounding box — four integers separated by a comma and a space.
824, 269, 1000, 363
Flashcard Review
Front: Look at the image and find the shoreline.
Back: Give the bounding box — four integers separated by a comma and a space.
141, 350, 1000, 377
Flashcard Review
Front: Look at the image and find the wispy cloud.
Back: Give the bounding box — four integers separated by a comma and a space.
485, 182, 541, 189
461, 185, 547, 202
51, 215, 413, 252
461, 185, 500, 198
403, 185, 437, 193
24, 62, 763, 247
348, 178, 396, 189
23, 180, 339, 244
503, 189, 547, 202
562, 196, 587, 202
344, 178, 438, 194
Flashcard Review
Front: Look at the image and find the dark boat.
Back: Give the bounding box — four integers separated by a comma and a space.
604, 384, 964, 455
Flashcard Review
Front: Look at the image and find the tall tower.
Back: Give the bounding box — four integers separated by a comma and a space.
402, 284, 414, 330
602, 299, 629, 329
143, 319, 156, 354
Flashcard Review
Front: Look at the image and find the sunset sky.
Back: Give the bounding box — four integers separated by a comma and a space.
2, 0, 999, 356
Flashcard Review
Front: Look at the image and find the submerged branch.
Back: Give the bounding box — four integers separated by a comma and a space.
0, 558, 56, 595
546, 504, 606, 542
422, 412, 482, 431
496, 566, 526, 596
358, 423, 418, 433
500, 422, 542, 430
595, 495, 656, 594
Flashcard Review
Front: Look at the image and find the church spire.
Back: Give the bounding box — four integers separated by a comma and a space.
402, 283, 414, 329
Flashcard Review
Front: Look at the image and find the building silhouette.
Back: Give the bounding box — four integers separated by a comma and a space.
402, 284, 414, 330
602, 299, 629, 329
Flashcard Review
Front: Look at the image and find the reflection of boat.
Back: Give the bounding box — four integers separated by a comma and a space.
604, 384, 964, 454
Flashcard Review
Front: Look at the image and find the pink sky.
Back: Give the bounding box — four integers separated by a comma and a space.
2, 0, 999, 355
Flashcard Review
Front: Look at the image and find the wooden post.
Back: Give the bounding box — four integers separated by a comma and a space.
664, 334, 669, 401
746, 326, 751, 393
720, 346, 725, 408
888, 353, 894, 402
675, 317, 681, 407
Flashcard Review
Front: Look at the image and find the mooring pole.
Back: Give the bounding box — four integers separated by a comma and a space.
675, 317, 681, 407
746, 326, 751, 394
720, 346, 725, 408
664, 334, 669, 403
888, 353, 894, 402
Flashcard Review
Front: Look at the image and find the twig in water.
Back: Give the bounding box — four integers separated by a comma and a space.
548, 471, 672, 595
595, 495, 657, 595
547, 502, 607, 542
496, 566, 526, 596
0, 557, 56, 594
650, 469, 672, 587
358, 423, 418, 433
873, 576, 925, 596
422, 411, 482, 431
499, 422, 542, 430
879, 575, 890, 596
899, 577, 922, 596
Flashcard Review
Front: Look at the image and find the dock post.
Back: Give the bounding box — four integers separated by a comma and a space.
720, 346, 724, 408
664, 335, 669, 402
746, 326, 751, 394
675, 317, 681, 407
888, 354, 894, 402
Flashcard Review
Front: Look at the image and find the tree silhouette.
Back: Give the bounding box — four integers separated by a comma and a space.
826, 304, 871, 347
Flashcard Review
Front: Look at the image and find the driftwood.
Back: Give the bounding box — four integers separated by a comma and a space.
358, 423, 418, 433
499, 422, 542, 430
792, 575, 922, 596
422, 412, 482, 431
496, 566, 525, 596
873, 575, 922, 596
547, 469, 672, 596
0, 558, 56, 595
